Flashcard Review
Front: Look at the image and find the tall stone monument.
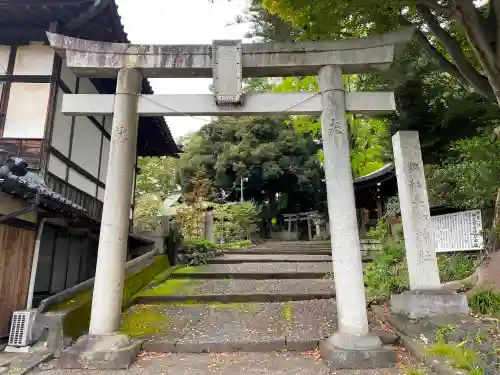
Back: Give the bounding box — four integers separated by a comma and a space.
390, 131, 469, 319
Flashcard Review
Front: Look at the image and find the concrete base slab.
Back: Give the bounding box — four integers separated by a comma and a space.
320, 333, 397, 370
4, 346, 32, 354
390, 289, 469, 319
55, 334, 142, 370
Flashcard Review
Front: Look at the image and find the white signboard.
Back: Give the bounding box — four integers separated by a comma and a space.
432, 209, 484, 252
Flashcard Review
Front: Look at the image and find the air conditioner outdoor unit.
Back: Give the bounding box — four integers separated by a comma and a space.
7, 310, 44, 348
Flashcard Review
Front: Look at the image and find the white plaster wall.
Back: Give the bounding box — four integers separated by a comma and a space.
14, 45, 54, 75
48, 153, 67, 180
60, 60, 77, 93
97, 187, 105, 202
71, 117, 101, 177
68, 168, 97, 197
4, 83, 50, 138
51, 88, 72, 156
99, 137, 110, 183
0, 46, 10, 74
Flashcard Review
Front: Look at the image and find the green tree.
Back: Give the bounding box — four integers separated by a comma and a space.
263, 0, 500, 108
428, 129, 500, 211
271, 75, 391, 176
178, 116, 326, 216
133, 156, 178, 231
135, 156, 178, 199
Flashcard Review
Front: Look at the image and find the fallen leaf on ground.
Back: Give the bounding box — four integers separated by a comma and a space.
137, 351, 171, 361
301, 348, 321, 360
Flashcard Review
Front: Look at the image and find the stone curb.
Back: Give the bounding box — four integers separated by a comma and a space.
170, 272, 329, 280
7, 352, 53, 375
142, 338, 320, 354
371, 305, 461, 375
132, 293, 336, 305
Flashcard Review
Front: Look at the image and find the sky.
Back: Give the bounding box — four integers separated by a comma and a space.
116, 0, 252, 140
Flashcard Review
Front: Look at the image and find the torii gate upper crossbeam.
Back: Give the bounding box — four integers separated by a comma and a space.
46, 28, 414, 78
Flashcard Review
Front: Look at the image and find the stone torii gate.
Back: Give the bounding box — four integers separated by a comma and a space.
46, 29, 414, 369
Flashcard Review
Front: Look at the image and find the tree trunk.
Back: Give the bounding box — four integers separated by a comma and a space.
475, 187, 500, 290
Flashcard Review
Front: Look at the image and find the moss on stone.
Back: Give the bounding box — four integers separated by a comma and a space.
282, 301, 293, 322
138, 279, 191, 297
172, 265, 204, 274
122, 255, 170, 306
120, 304, 170, 338
51, 290, 93, 311
49, 254, 171, 339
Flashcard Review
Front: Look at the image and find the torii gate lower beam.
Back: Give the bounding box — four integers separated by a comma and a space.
46, 29, 414, 370
61, 92, 395, 117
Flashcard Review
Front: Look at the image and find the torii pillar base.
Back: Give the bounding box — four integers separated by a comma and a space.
55, 334, 142, 370
320, 333, 397, 370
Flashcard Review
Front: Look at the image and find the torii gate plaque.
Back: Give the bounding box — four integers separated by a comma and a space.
46, 29, 413, 370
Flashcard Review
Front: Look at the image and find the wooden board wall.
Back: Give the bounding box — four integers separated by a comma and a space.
0, 223, 36, 337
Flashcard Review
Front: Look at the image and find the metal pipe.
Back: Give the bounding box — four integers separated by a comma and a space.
26, 218, 46, 309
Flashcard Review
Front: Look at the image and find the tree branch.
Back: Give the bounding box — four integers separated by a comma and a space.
397, 13, 489, 94
416, 4, 496, 101
417, 0, 454, 18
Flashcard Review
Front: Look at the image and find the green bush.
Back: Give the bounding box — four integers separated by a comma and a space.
438, 253, 476, 283
214, 202, 261, 242
364, 219, 477, 304
183, 239, 217, 254
221, 240, 252, 249
364, 237, 409, 304
468, 288, 500, 317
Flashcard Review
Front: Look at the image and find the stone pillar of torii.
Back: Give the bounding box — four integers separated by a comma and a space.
46, 28, 468, 370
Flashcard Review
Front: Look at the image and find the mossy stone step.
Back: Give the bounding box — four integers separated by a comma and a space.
169, 262, 332, 280
120, 299, 337, 353
133, 278, 335, 304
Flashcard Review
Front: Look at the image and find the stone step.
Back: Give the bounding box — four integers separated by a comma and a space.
253, 244, 332, 250
225, 249, 332, 255
131, 352, 333, 375
134, 279, 336, 304
222, 250, 376, 262
170, 262, 332, 280
127, 299, 337, 353
209, 254, 332, 264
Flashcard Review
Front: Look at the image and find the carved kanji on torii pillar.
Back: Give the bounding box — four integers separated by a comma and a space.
46, 28, 414, 370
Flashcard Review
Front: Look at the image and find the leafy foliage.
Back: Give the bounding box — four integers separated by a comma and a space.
427, 129, 500, 210
133, 156, 178, 231
178, 116, 326, 216
183, 239, 218, 254
133, 194, 163, 232
364, 219, 476, 304
262, 0, 500, 108
469, 288, 500, 317
175, 172, 212, 240
136, 157, 178, 199
213, 202, 262, 243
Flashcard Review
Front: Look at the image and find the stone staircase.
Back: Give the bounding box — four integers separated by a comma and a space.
122, 240, 338, 354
